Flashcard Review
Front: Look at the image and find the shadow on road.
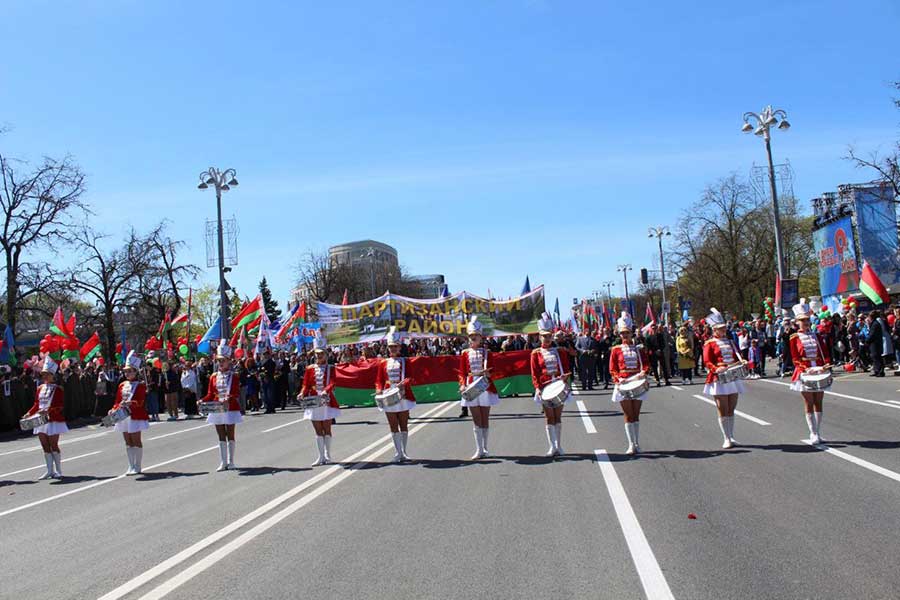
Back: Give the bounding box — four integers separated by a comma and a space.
235, 466, 312, 476
48, 475, 116, 485
0, 479, 39, 487
136, 470, 208, 481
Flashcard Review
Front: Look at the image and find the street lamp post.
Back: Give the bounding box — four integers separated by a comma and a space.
648, 226, 671, 324
616, 264, 632, 310
360, 248, 377, 298
742, 105, 791, 282
601, 280, 615, 304
198, 167, 239, 340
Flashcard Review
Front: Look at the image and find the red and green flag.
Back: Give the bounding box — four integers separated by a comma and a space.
80, 332, 101, 361
50, 307, 76, 340
860, 260, 890, 305
275, 301, 307, 342
230, 295, 262, 331
156, 311, 172, 341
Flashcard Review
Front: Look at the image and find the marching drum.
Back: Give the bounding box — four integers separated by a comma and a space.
19, 413, 48, 431
618, 374, 650, 400
461, 376, 490, 402
199, 401, 228, 416
718, 363, 749, 384
540, 379, 569, 408
374, 386, 403, 409
295, 394, 328, 410
101, 405, 131, 427
801, 367, 833, 391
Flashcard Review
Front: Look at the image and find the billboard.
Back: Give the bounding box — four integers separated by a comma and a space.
813, 215, 859, 297
853, 184, 900, 287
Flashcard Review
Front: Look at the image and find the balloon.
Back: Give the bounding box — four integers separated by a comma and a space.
234, 348, 245, 359
96, 357, 105, 366
194, 334, 202, 343
179, 344, 189, 355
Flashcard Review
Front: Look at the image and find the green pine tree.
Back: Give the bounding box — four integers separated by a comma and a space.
259, 277, 282, 322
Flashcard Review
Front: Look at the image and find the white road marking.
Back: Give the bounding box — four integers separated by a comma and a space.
0, 421, 162, 458
0, 451, 103, 478
0, 446, 218, 518
691, 395, 771, 426
575, 400, 597, 433
594, 449, 675, 600
758, 378, 900, 410
262, 418, 304, 433
887, 400, 900, 406
149, 424, 208, 441
670, 385, 684, 391
802, 440, 900, 484
99, 401, 457, 600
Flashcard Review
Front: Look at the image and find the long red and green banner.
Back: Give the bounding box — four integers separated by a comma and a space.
332, 350, 535, 407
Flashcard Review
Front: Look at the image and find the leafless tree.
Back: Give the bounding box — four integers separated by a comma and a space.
133, 221, 200, 326
845, 80, 900, 197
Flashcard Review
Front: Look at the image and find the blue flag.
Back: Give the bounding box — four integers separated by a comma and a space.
521, 276, 531, 296
0, 325, 16, 366
197, 316, 223, 356
553, 297, 560, 322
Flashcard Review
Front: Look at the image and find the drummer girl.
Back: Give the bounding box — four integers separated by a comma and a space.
530, 314, 572, 457
110, 351, 149, 475
299, 332, 341, 466
789, 300, 830, 444
374, 326, 416, 463
609, 313, 650, 455
458, 316, 499, 459
22, 356, 68, 480
703, 308, 746, 449
202, 340, 242, 471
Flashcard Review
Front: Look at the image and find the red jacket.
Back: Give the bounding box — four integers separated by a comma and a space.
609, 344, 650, 383
300, 364, 339, 408
202, 371, 241, 412
703, 338, 741, 384
530, 347, 571, 390
375, 357, 416, 402
458, 349, 498, 394
26, 384, 65, 422
113, 380, 148, 421
789, 332, 831, 382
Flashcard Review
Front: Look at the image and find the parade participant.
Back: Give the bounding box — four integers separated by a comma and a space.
458, 316, 499, 459
789, 300, 831, 444
202, 340, 242, 471
299, 331, 341, 466
110, 351, 149, 475
374, 326, 416, 463
22, 356, 68, 479
703, 308, 746, 449
609, 313, 650, 455
530, 314, 572, 457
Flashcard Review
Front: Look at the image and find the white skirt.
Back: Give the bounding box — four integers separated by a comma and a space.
611, 386, 648, 404
460, 390, 500, 408
380, 399, 416, 413
304, 405, 342, 421
789, 380, 831, 393
114, 417, 150, 433
703, 379, 746, 396
533, 390, 573, 406
33, 421, 68, 436
207, 410, 243, 425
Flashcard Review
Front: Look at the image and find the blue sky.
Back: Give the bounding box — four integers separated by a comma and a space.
3, 1, 899, 316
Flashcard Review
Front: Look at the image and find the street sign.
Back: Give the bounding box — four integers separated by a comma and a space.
662, 301, 671, 313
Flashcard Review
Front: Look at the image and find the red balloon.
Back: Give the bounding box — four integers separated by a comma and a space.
234, 348, 245, 359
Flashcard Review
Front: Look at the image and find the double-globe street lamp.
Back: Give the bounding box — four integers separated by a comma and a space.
617, 264, 632, 309
648, 226, 671, 324
742, 105, 791, 282
198, 167, 239, 340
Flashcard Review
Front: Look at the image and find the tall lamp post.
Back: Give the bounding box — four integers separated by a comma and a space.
617, 264, 632, 310
198, 167, 239, 340
648, 226, 671, 324
742, 105, 791, 282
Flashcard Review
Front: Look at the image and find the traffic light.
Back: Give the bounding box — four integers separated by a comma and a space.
640, 268, 649, 285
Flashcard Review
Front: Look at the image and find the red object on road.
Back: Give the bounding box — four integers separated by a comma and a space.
688, 513, 697, 520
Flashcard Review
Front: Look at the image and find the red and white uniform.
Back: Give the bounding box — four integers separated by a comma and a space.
530, 347, 572, 405
609, 343, 650, 403
112, 380, 149, 433
458, 348, 500, 407
375, 357, 417, 412
26, 383, 68, 436
203, 370, 243, 425
789, 332, 831, 392
703, 337, 746, 396
300, 363, 342, 421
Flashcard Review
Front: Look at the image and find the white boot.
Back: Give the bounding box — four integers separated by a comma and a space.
727, 416, 738, 445
805, 412, 819, 444
481, 427, 490, 457
217, 441, 228, 472
133, 447, 143, 474
719, 417, 732, 449
51, 452, 62, 478
400, 431, 410, 461
624, 423, 635, 455
633, 422, 641, 453
554, 423, 564, 455
227, 440, 236, 469
125, 447, 136, 476
38, 452, 54, 480
545, 425, 557, 456
312, 436, 325, 466
391, 432, 403, 463
814, 412, 824, 443
323, 436, 332, 464
472, 428, 484, 460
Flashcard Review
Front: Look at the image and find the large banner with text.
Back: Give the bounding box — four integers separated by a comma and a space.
318, 286, 545, 344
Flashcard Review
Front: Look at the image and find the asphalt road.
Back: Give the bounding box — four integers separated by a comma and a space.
2, 370, 900, 600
